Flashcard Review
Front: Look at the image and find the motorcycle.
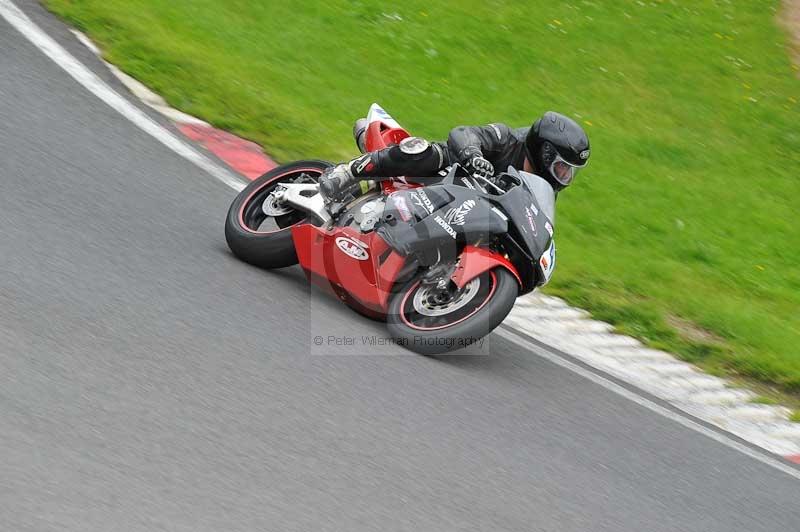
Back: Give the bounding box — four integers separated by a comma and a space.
225, 104, 558, 354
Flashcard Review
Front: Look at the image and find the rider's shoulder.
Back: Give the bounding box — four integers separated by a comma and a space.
483, 123, 514, 141
486, 123, 531, 141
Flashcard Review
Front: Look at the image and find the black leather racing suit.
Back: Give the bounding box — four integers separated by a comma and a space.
348, 123, 531, 181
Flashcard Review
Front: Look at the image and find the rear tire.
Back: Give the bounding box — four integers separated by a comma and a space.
386, 268, 518, 355
225, 160, 332, 269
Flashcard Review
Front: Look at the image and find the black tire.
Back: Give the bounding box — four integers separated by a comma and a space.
386, 268, 519, 355
225, 160, 332, 269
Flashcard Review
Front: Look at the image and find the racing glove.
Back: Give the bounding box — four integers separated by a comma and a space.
461, 147, 494, 178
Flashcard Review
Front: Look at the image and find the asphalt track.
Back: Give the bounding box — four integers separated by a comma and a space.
1, 3, 798, 530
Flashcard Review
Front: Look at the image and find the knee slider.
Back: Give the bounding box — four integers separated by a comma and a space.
397, 137, 431, 159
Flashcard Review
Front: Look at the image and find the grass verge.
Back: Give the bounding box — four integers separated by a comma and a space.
44, 0, 800, 395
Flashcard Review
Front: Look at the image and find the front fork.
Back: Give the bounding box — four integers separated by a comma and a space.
420, 260, 458, 290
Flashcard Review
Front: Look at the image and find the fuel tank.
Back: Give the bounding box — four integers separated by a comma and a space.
377, 185, 508, 263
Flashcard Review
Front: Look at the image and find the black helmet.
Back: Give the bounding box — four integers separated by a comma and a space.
525, 111, 590, 191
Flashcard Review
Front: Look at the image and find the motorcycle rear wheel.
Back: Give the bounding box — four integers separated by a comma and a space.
225, 160, 332, 269
386, 268, 518, 355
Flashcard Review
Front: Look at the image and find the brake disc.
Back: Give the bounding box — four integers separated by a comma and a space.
412, 278, 481, 317
262, 188, 294, 217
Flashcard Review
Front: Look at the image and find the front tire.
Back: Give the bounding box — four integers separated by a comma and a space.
386, 268, 518, 355
225, 160, 332, 269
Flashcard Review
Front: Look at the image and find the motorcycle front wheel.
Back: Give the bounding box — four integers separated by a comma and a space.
386, 268, 518, 355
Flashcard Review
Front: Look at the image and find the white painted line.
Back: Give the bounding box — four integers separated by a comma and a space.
4, 0, 799, 479
0, 0, 245, 192
496, 326, 800, 480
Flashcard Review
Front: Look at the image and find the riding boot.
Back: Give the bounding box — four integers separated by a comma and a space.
318, 163, 361, 202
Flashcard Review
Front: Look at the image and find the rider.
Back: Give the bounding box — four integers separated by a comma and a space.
319, 111, 591, 201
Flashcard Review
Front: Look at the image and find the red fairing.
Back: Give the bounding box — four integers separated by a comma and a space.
380, 179, 419, 195
291, 224, 406, 313
289, 114, 422, 314
365, 121, 410, 152
451, 245, 522, 289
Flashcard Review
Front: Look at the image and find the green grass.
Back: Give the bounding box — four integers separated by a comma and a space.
44, 0, 800, 393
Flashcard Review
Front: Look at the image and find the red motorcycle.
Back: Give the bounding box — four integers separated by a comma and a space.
225, 104, 557, 354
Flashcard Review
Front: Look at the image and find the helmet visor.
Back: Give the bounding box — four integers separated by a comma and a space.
549, 153, 585, 186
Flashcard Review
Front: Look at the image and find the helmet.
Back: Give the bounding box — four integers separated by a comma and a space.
525, 111, 590, 191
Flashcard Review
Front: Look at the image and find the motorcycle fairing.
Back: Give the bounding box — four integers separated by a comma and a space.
292, 224, 408, 313
538, 239, 556, 285
366, 103, 401, 129
452, 245, 522, 289
488, 169, 557, 288
364, 103, 410, 156
377, 185, 508, 262
511, 168, 556, 223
